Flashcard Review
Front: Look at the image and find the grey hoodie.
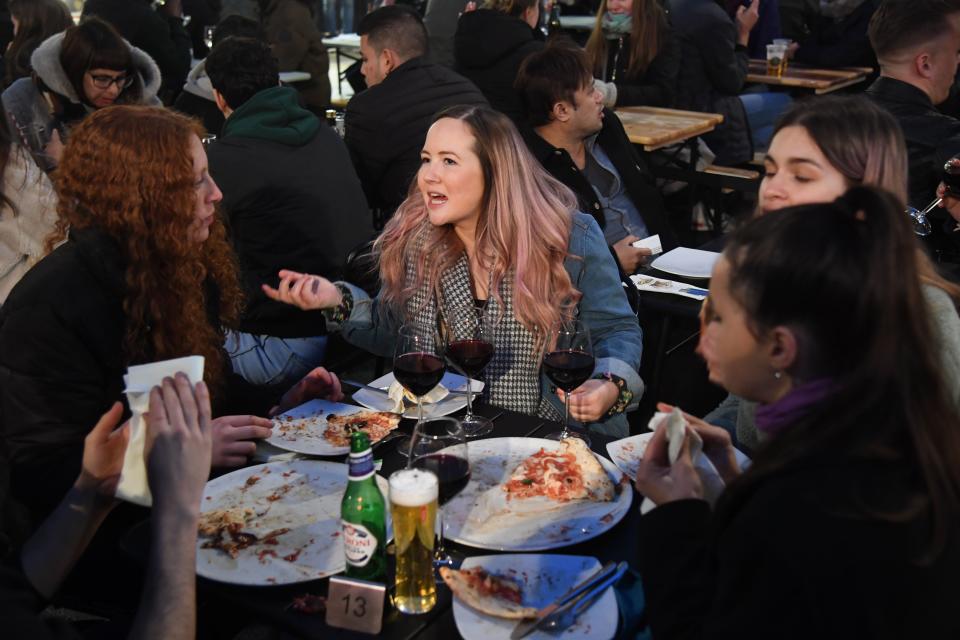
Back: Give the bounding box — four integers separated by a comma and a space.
1, 32, 162, 172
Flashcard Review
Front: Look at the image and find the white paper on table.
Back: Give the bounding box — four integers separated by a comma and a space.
116, 356, 205, 506
632, 234, 663, 255
640, 410, 726, 514
630, 274, 709, 301
650, 247, 720, 279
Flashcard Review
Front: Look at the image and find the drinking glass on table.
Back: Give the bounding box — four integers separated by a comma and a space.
766, 44, 787, 78
389, 468, 439, 614
394, 324, 446, 457
408, 417, 470, 576
442, 301, 495, 437
542, 318, 595, 446
203, 25, 216, 50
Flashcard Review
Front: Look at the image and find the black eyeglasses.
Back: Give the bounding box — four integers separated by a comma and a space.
87, 73, 134, 90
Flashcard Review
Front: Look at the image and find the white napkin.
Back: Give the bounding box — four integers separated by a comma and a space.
640, 410, 726, 514
385, 380, 449, 413
116, 356, 205, 506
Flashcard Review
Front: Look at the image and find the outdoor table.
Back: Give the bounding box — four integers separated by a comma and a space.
615, 106, 724, 152
323, 33, 362, 96
125, 404, 644, 638
746, 60, 872, 94
558, 15, 596, 31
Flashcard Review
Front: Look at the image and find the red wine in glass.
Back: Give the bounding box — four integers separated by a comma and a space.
393, 352, 445, 398
543, 349, 595, 392
412, 453, 471, 505
446, 339, 494, 378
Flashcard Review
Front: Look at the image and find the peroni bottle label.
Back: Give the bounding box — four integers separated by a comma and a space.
342, 522, 379, 568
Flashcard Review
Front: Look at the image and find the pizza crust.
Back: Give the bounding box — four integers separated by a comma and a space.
440, 567, 538, 619
322, 411, 401, 447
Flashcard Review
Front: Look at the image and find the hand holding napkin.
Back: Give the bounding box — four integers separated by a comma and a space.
115, 356, 204, 506
640, 410, 726, 514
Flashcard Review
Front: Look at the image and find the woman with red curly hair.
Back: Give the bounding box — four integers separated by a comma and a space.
0, 105, 342, 533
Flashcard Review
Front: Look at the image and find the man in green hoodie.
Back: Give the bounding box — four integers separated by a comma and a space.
205, 36, 373, 387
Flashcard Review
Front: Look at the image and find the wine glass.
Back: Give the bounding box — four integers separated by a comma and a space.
394, 324, 446, 457
542, 318, 595, 446
909, 158, 960, 237
442, 301, 495, 437
409, 417, 470, 577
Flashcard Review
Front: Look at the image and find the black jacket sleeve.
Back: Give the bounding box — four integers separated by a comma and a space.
135, 11, 192, 92
699, 20, 748, 97
614, 27, 681, 108
0, 557, 82, 640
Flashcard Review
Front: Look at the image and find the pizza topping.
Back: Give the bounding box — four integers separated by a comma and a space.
503, 448, 585, 501
323, 411, 400, 447
459, 567, 523, 604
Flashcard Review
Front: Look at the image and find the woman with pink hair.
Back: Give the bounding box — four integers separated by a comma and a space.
265, 105, 642, 437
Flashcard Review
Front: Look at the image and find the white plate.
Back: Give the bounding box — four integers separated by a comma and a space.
444, 438, 632, 551
452, 554, 618, 640
266, 399, 399, 456
195, 460, 389, 586
352, 371, 484, 419
279, 70, 311, 83
606, 432, 751, 482
650, 247, 721, 279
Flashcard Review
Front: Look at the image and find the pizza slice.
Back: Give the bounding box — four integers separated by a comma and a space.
503, 438, 615, 503
440, 566, 538, 619
323, 410, 401, 447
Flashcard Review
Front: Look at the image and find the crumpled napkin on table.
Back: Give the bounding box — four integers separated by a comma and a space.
115, 356, 205, 507
385, 380, 449, 414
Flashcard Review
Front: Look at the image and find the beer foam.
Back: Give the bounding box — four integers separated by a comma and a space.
389, 469, 439, 507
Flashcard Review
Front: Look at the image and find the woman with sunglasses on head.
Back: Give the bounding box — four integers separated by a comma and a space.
1, 16, 161, 172
265, 105, 643, 437
703, 95, 960, 453
637, 187, 960, 637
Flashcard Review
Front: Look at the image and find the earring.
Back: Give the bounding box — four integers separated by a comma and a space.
773, 370, 782, 380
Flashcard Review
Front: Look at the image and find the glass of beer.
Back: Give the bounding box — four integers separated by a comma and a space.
766, 44, 787, 78
389, 468, 439, 614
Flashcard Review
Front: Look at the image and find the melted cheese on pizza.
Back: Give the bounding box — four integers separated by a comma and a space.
324, 411, 399, 447
503, 448, 587, 501
458, 567, 523, 604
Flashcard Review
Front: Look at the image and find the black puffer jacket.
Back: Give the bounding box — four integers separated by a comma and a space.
597, 27, 681, 108
345, 56, 487, 215
670, 0, 752, 165
454, 9, 543, 123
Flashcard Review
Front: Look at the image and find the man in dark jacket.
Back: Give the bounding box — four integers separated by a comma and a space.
515, 43, 677, 275
206, 37, 373, 385
670, 0, 763, 165
346, 6, 487, 218
82, 0, 192, 104
866, 0, 960, 212
454, 0, 544, 122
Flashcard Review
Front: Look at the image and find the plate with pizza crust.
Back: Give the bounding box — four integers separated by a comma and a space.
449, 554, 618, 640
195, 460, 390, 586
266, 399, 401, 456
606, 432, 751, 483
443, 438, 633, 551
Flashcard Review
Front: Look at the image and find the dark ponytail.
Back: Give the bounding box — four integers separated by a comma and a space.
720, 186, 960, 561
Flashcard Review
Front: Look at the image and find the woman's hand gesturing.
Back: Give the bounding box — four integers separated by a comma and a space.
262, 270, 342, 311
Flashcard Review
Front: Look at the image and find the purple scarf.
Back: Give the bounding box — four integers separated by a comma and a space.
755, 378, 836, 436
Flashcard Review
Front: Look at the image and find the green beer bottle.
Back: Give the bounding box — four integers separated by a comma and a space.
341, 431, 387, 581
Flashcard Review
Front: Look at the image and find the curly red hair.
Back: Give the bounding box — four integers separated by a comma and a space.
48, 105, 242, 396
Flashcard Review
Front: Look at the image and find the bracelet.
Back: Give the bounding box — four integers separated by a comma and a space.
322, 285, 353, 325
594, 372, 633, 416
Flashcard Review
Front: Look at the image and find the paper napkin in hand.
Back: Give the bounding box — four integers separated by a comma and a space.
640, 410, 725, 514
116, 356, 205, 506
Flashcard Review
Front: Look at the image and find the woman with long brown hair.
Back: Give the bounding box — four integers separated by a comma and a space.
266, 105, 642, 437
0, 105, 341, 531
705, 95, 960, 452
637, 188, 960, 636
4, 0, 73, 87
585, 0, 680, 108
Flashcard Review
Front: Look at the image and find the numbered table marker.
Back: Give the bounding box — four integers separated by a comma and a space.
325, 576, 386, 635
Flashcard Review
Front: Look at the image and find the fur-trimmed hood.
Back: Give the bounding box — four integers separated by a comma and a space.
29, 31, 162, 107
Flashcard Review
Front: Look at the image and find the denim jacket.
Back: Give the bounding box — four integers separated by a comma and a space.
334, 213, 644, 437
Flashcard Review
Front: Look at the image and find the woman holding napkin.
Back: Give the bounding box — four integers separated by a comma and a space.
264, 105, 643, 437
0, 105, 342, 535
636, 188, 960, 637
584, 0, 680, 108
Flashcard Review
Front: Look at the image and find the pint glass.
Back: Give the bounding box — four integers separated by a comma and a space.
389, 468, 438, 614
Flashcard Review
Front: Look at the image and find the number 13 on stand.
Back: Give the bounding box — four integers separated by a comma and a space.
325, 576, 386, 634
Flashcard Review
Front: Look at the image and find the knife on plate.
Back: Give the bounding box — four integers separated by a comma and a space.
541, 561, 629, 634
510, 561, 618, 640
